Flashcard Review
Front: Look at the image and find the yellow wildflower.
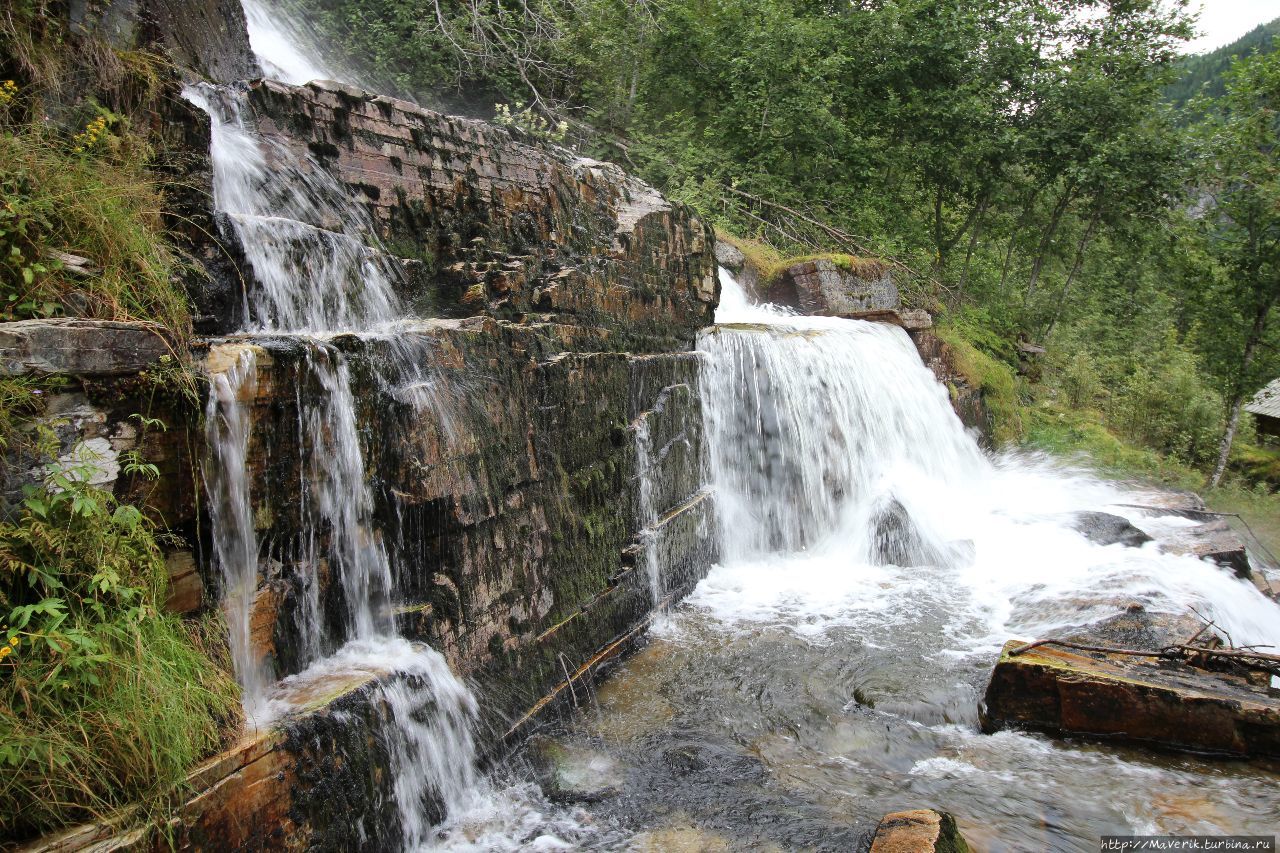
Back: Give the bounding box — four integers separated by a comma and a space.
0, 646, 10, 659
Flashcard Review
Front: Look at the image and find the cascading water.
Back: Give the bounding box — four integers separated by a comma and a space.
241, 0, 340, 87
535, 270, 1280, 847
187, 12, 502, 847
202, 348, 269, 716
697, 270, 1280, 648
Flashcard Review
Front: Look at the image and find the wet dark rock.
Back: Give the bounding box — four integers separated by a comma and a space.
870, 809, 971, 853
980, 637, 1280, 758
870, 499, 970, 569
1067, 511, 1153, 548
1062, 606, 1203, 652
0, 319, 173, 377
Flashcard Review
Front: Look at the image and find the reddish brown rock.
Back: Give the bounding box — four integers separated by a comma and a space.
870, 809, 971, 853
980, 639, 1280, 758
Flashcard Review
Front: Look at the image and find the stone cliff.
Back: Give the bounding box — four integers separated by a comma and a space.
8, 11, 719, 844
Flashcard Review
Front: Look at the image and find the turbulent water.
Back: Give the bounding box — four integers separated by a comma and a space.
524, 272, 1280, 850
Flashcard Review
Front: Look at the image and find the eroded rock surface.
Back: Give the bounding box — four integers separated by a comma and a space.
0, 319, 174, 377
980, 635, 1280, 758
870, 809, 971, 853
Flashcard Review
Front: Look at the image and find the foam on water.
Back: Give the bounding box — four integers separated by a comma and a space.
693, 269, 1280, 655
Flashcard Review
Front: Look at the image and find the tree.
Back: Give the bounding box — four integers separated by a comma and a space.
1197, 50, 1280, 487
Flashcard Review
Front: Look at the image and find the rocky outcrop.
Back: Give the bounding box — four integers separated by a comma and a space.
69, 0, 259, 83
229, 79, 717, 349
980, 610, 1280, 759
870, 810, 971, 853
0, 319, 174, 377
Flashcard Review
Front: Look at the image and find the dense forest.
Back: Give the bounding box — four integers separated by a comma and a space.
1166, 16, 1279, 111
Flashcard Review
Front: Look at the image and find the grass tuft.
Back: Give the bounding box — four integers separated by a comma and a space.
935, 324, 1024, 444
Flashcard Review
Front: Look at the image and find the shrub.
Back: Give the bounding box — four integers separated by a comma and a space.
0, 438, 239, 840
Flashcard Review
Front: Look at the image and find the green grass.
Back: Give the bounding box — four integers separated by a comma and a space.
0, 125, 190, 337
935, 324, 1025, 445
0, 613, 241, 840
0, 452, 241, 841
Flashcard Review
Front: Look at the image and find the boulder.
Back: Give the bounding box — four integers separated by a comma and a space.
0, 319, 173, 377
870, 809, 971, 853
980, 637, 1280, 758
769, 257, 899, 316
1067, 511, 1153, 548
714, 240, 746, 272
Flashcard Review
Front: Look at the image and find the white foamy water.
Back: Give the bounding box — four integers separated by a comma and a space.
694, 270, 1280, 652
183, 83, 402, 333
242, 0, 338, 86
203, 347, 271, 718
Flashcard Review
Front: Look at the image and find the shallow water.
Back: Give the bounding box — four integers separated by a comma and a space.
480, 273, 1280, 851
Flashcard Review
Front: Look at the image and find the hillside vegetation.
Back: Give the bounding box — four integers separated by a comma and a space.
0, 3, 238, 841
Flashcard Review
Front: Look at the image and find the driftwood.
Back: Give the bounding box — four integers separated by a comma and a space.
1008, 637, 1280, 677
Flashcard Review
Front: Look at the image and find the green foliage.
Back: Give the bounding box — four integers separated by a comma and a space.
935, 323, 1024, 445
1233, 440, 1280, 487
1165, 17, 1280, 114
0, 120, 188, 333
0, 437, 239, 839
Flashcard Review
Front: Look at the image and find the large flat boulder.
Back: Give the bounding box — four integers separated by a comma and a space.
0, 319, 173, 377
980, 638, 1280, 758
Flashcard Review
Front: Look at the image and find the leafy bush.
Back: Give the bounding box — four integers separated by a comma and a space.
0, 438, 238, 840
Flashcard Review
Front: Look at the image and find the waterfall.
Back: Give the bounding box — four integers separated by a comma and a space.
203, 347, 269, 716
633, 416, 662, 603
694, 270, 1280, 650
241, 0, 339, 87
701, 269, 985, 566
183, 84, 402, 333
186, 13, 491, 844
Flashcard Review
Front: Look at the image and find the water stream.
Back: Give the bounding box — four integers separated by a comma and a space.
525, 272, 1280, 850
187, 36, 497, 850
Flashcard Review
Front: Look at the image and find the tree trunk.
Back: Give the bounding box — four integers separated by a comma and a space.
1043, 206, 1101, 340
1025, 186, 1075, 302
998, 189, 1040, 295
1208, 298, 1274, 488
957, 195, 990, 306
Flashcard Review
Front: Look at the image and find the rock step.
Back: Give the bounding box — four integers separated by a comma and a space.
980, 639, 1280, 758
0, 319, 174, 377
870, 809, 971, 853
